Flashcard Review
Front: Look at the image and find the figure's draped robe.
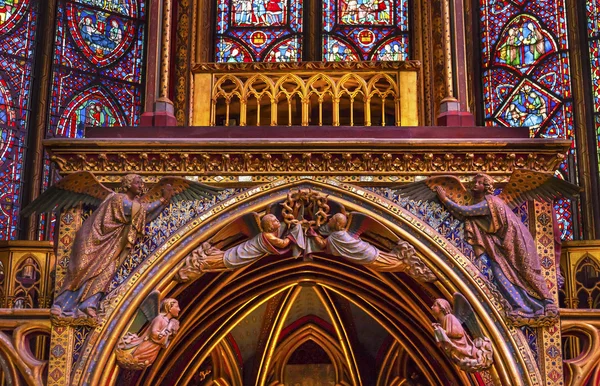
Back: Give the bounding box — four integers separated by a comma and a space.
129, 315, 173, 365
55, 193, 165, 313
445, 194, 551, 316
439, 313, 476, 359
223, 223, 304, 269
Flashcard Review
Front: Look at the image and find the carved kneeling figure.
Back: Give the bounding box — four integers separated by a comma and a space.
431, 296, 493, 373
116, 298, 180, 370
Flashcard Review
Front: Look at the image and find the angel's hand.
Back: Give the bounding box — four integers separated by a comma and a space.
434, 186, 447, 202
432, 323, 442, 329
162, 184, 174, 201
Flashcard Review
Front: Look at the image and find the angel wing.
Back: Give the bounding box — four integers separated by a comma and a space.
21, 171, 113, 216
498, 169, 580, 209
452, 293, 485, 339
129, 290, 161, 333
346, 212, 399, 250
208, 212, 262, 249
327, 200, 347, 217
139, 177, 222, 204
393, 176, 472, 206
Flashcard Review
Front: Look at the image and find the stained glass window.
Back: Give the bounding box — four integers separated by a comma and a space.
322, 0, 409, 61
0, 0, 39, 240
478, 1, 576, 239
39, 0, 146, 238
586, 2, 600, 171
215, 0, 302, 62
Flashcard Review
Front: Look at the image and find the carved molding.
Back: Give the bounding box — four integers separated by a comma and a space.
47, 148, 567, 182
192, 60, 422, 73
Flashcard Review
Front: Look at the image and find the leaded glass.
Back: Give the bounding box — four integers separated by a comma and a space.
322, 0, 408, 61
40, 0, 146, 238
0, 0, 39, 240
586, 1, 600, 171
215, 0, 302, 62
479, 0, 576, 239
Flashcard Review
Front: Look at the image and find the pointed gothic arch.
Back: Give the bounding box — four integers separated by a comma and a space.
71, 178, 541, 385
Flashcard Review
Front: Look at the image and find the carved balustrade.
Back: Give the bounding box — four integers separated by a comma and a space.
191, 61, 420, 127
0, 309, 51, 386
560, 309, 600, 386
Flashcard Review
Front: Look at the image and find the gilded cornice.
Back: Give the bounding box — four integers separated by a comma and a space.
44, 137, 571, 183
192, 60, 421, 73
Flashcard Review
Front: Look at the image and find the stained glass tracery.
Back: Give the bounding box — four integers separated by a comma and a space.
478, 0, 577, 239
322, 0, 409, 61
585, 1, 600, 171
216, 0, 302, 62
0, 0, 39, 240
39, 0, 146, 238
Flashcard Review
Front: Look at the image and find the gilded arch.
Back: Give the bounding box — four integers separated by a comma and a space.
71, 177, 540, 385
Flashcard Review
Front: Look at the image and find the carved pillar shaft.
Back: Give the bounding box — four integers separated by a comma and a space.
47, 209, 82, 386
440, 0, 453, 99
532, 200, 563, 385
141, 0, 178, 126
159, 0, 173, 99
144, 0, 162, 113
436, 0, 474, 126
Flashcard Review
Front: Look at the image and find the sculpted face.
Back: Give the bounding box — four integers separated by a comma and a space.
129, 176, 144, 196
328, 213, 347, 231
169, 301, 180, 317
262, 214, 280, 232
472, 176, 487, 196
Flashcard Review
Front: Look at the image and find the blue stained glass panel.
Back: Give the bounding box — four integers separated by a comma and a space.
479, 0, 577, 240
586, 1, 600, 172
39, 0, 146, 239
216, 0, 302, 62
0, 0, 39, 240
322, 0, 408, 61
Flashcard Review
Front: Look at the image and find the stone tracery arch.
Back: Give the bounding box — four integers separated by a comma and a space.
71, 177, 541, 385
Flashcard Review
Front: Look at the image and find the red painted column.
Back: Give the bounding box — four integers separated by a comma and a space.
141, 0, 178, 126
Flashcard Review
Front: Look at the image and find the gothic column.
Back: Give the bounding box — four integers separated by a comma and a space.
140, 0, 178, 126
437, 0, 475, 126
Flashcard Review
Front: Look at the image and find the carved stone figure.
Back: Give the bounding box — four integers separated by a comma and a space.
431, 293, 493, 372
179, 190, 435, 283
178, 213, 304, 281
116, 292, 180, 370
397, 169, 579, 326
307, 212, 436, 282
23, 171, 220, 324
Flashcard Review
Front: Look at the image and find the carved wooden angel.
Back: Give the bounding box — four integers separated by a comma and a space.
177, 212, 305, 281
115, 291, 180, 370
431, 293, 493, 372
22, 172, 220, 322
306, 210, 436, 282
397, 169, 579, 325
